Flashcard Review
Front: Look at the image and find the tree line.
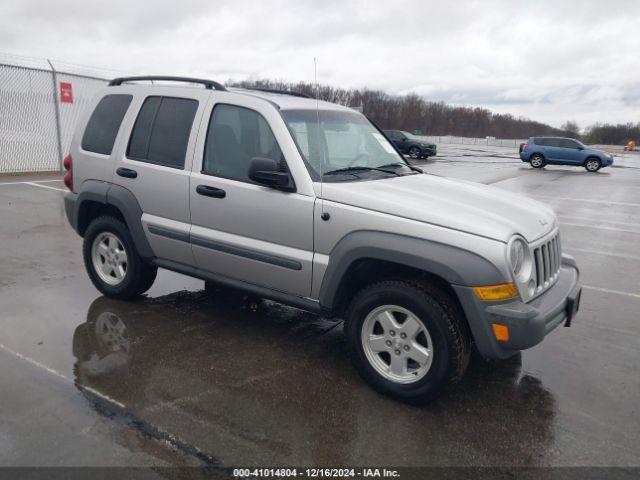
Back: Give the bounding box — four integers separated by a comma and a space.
229, 79, 638, 144
581, 123, 640, 145
229, 79, 578, 140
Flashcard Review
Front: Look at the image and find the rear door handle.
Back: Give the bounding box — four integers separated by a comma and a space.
116, 167, 137, 179
196, 185, 226, 198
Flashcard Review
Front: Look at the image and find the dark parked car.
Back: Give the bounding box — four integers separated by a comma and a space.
519, 137, 613, 172
384, 130, 437, 159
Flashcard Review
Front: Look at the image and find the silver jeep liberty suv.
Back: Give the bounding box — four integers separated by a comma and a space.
63, 76, 582, 403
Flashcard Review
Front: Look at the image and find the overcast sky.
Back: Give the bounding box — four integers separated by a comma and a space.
1, 0, 638, 129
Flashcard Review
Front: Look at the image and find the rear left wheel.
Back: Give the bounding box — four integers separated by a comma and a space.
530, 154, 545, 168
83, 216, 157, 299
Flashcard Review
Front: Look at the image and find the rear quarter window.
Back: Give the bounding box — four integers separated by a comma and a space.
81, 94, 133, 155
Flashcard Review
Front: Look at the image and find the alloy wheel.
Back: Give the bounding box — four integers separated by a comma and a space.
361, 305, 434, 384
91, 232, 128, 286
586, 159, 600, 171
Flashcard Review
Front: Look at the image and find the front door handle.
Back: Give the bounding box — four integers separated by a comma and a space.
196, 185, 226, 198
116, 167, 137, 179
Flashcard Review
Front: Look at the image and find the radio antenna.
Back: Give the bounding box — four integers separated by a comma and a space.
314, 57, 326, 217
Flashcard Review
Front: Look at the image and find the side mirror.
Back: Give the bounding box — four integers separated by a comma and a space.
578, 146, 585, 150
248, 157, 295, 192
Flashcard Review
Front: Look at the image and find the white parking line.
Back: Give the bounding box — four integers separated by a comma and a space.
24, 182, 67, 193
0, 179, 63, 186
560, 222, 640, 235
559, 215, 640, 229
566, 248, 640, 261
583, 285, 640, 300
537, 195, 640, 208
0, 342, 126, 409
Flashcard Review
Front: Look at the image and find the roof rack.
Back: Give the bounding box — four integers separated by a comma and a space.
108, 76, 227, 91
244, 87, 311, 99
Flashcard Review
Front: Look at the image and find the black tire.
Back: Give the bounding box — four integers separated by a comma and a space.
584, 157, 601, 172
408, 146, 421, 159
344, 280, 471, 404
83, 216, 157, 300
530, 153, 545, 168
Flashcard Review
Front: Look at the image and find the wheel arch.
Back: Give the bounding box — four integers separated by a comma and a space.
74, 180, 155, 259
583, 155, 602, 166
318, 231, 505, 317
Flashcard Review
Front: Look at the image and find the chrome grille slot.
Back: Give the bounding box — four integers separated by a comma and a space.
532, 231, 562, 296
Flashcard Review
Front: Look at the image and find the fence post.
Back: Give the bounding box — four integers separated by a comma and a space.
46, 59, 64, 173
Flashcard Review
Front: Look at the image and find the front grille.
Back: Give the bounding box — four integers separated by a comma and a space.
533, 232, 561, 294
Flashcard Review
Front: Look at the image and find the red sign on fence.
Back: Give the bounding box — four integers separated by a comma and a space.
60, 82, 73, 103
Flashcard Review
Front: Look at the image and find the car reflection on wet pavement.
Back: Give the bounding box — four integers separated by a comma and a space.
72, 291, 555, 467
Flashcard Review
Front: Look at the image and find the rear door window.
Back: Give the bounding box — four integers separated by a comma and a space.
81, 94, 132, 155
127, 96, 198, 169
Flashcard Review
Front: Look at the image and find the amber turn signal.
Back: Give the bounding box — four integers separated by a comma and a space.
472, 283, 518, 301
492, 323, 510, 342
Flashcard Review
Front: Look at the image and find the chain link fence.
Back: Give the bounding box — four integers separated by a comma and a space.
419, 135, 527, 148
0, 52, 125, 174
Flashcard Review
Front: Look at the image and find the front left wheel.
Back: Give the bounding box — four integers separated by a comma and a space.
408, 146, 421, 159
83, 216, 157, 300
344, 280, 471, 404
585, 158, 601, 172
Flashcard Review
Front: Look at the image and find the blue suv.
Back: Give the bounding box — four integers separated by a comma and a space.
519, 137, 614, 172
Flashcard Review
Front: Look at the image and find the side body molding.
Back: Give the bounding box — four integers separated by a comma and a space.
318, 231, 505, 311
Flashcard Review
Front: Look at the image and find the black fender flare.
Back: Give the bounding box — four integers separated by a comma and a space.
72, 181, 155, 259
318, 230, 506, 311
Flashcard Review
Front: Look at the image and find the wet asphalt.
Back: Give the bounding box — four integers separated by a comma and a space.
0, 146, 639, 468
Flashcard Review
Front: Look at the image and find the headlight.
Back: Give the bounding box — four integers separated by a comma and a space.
508, 237, 534, 299
509, 238, 526, 276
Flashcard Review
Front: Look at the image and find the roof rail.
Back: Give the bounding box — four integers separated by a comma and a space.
244, 87, 311, 99
108, 76, 227, 91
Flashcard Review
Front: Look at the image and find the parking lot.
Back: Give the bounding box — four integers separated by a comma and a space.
1, 144, 639, 469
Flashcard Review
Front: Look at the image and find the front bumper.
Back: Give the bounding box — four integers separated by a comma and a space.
454, 255, 581, 359
421, 145, 437, 156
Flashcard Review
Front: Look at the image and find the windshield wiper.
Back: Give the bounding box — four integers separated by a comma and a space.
323, 166, 402, 177
377, 162, 423, 174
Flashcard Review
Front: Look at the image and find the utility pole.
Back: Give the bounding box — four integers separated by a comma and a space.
46, 59, 64, 173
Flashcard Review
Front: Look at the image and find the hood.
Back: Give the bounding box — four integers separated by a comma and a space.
321, 174, 556, 243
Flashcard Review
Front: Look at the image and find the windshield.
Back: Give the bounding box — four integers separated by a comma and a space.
281, 109, 411, 181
